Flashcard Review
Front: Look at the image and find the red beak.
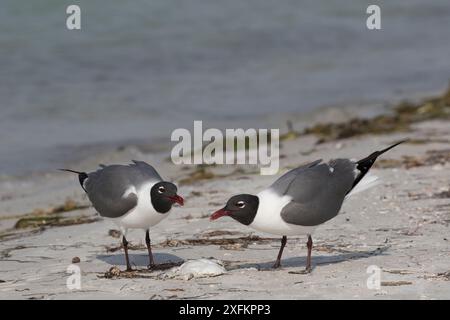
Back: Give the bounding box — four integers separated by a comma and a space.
210, 208, 231, 221
168, 195, 184, 206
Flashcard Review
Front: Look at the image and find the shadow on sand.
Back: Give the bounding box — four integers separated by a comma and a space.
97, 252, 184, 268
97, 246, 389, 273
230, 246, 390, 272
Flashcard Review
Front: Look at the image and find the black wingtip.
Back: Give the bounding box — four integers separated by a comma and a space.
378, 139, 409, 155
59, 168, 83, 174
357, 139, 407, 165
348, 139, 407, 195
59, 169, 88, 192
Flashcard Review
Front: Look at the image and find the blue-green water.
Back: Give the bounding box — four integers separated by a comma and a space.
1, 0, 449, 175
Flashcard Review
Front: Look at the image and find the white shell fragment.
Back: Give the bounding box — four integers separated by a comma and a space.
163, 259, 226, 280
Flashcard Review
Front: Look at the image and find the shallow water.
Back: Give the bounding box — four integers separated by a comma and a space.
1, 0, 449, 175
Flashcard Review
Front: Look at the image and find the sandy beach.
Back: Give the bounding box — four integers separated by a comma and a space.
0, 90, 449, 300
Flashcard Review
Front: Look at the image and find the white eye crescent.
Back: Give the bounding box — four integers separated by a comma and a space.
236, 201, 245, 208
158, 186, 165, 194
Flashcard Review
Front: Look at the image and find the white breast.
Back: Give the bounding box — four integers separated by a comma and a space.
249, 189, 316, 236
108, 181, 170, 233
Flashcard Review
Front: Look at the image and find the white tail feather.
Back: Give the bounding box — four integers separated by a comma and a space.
346, 173, 380, 197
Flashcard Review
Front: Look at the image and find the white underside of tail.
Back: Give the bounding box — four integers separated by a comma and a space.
346, 173, 380, 197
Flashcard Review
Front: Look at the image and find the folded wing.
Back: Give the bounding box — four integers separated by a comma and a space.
84, 161, 161, 218
273, 159, 356, 226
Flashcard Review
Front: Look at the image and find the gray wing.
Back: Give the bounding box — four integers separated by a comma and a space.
84, 161, 162, 218
275, 159, 356, 226
130, 160, 163, 181
270, 159, 323, 192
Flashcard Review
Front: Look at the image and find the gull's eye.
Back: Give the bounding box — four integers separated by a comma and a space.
158, 186, 165, 194
236, 201, 245, 208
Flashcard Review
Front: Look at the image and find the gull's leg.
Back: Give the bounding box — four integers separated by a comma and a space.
145, 229, 155, 269
122, 235, 132, 271
305, 235, 313, 273
273, 236, 287, 269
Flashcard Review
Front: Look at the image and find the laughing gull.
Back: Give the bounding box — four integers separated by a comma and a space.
61, 160, 184, 271
210, 141, 405, 272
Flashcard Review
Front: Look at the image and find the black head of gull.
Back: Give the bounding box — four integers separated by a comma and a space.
210, 140, 406, 272
151, 181, 184, 213
210, 194, 259, 225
